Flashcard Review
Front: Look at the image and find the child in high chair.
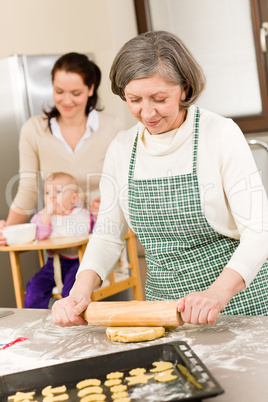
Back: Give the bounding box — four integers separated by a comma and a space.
24, 172, 95, 308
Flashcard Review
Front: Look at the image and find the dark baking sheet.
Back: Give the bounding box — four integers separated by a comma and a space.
0, 341, 224, 401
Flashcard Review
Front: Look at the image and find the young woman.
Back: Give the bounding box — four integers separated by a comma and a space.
52, 32, 268, 327
0, 52, 123, 244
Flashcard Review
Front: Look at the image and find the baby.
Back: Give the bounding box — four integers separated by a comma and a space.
24, 172, 95, 308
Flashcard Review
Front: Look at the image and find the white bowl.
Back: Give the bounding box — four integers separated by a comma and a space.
2, 223, 36, 245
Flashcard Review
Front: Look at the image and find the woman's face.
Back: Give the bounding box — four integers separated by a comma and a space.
53, 70, 93, 119
124, 74, 187, 135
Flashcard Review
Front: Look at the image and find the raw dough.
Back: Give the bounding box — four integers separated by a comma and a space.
104, 379, 122, 387
43, 395, 69, 402
150, 361, 173, 372
107, 371, 124, 379
111, 391, 129, 400
112, 399, 130, 402
110, 385, 127, 393
128, 368, 146, 376
78, 386, 103, 397
106, 327, 165, 343
80, 395, 106, 402
154, 369, 178, 383
77, 379, 101, 389
125, 373, 154, 385
42, 385, 67, 396
8, 391, 36, 401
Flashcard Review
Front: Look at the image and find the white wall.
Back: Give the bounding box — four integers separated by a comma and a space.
0, 0, 137, 128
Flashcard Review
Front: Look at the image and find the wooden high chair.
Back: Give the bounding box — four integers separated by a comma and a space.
0, 229, 143, 308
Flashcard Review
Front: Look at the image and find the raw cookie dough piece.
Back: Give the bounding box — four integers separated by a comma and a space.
78, 386, 103, 397
150, 361, 173, 372
111, 391, 129, 399
8, 391, 36, 401
155, 369, 178, 383
42, 385, 67, 396
107, 372, 124, 379
104, 379, 122, 387
106, 327, 165, 343
128, 368, 146, 376
112, 399, 130, 402
80, 395, 106, 402
77, 379, 101, 389
43, 395, 69, 402
125, 373, 154, 385
110, 385, 127, 393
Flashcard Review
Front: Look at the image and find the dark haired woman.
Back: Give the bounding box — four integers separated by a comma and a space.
0, 52, 123, 244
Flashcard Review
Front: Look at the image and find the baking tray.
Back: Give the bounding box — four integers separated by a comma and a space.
0, 341, 224, 401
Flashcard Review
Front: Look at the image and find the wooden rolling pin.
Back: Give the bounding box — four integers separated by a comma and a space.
81, 300, 184, 327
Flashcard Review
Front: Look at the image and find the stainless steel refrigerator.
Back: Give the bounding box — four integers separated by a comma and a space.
0, 54, 60, 307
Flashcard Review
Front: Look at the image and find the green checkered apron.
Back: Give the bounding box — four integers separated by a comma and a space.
128, 107, 268, 315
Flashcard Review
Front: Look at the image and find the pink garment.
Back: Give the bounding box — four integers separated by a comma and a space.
30, 213, 52, 240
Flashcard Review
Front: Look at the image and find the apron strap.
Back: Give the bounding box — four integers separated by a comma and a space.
192, 106, 200, 174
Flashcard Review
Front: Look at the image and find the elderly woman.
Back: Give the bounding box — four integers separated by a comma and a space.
52, 31, 268, 327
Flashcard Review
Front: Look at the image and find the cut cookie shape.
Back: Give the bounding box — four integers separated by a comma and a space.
78, 386, 103, 397
110, 385, 127, 393
80, 394, 106, 402
104, 379, 122, 387
128, 368, 146, 376
107, 372, 124, 379
150, 361, 173, 372
77, 379, 101, 389
125, 373, 154, 385
155, 369, 178, 383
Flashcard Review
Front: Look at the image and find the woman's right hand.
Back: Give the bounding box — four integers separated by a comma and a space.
0, 220, 7, 246
52, 294, 90, 327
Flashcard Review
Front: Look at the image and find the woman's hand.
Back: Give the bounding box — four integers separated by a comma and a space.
52, 294, 90, 327
0, 220, 7, 246
52, 269, 102, 327
177, 268, 246, 326
177, 289, 224, 326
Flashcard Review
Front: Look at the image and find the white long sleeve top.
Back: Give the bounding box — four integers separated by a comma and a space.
78, 105, 268, 287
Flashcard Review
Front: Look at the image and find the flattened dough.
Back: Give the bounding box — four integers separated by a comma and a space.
106, 327, 165, 343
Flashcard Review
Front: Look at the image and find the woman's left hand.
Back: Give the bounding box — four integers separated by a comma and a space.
177, 289, 224, 326
177, 268, 246, 326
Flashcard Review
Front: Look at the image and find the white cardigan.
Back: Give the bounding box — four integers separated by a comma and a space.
78, 105, 268, 287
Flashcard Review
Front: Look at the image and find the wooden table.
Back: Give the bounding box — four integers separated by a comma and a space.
0, 236, 89, 308
0, 309, 267, 401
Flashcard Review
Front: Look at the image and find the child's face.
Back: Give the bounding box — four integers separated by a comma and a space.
44, 177, 78, 215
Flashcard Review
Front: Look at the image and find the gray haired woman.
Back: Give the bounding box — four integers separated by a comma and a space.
52, 31, 268, 327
